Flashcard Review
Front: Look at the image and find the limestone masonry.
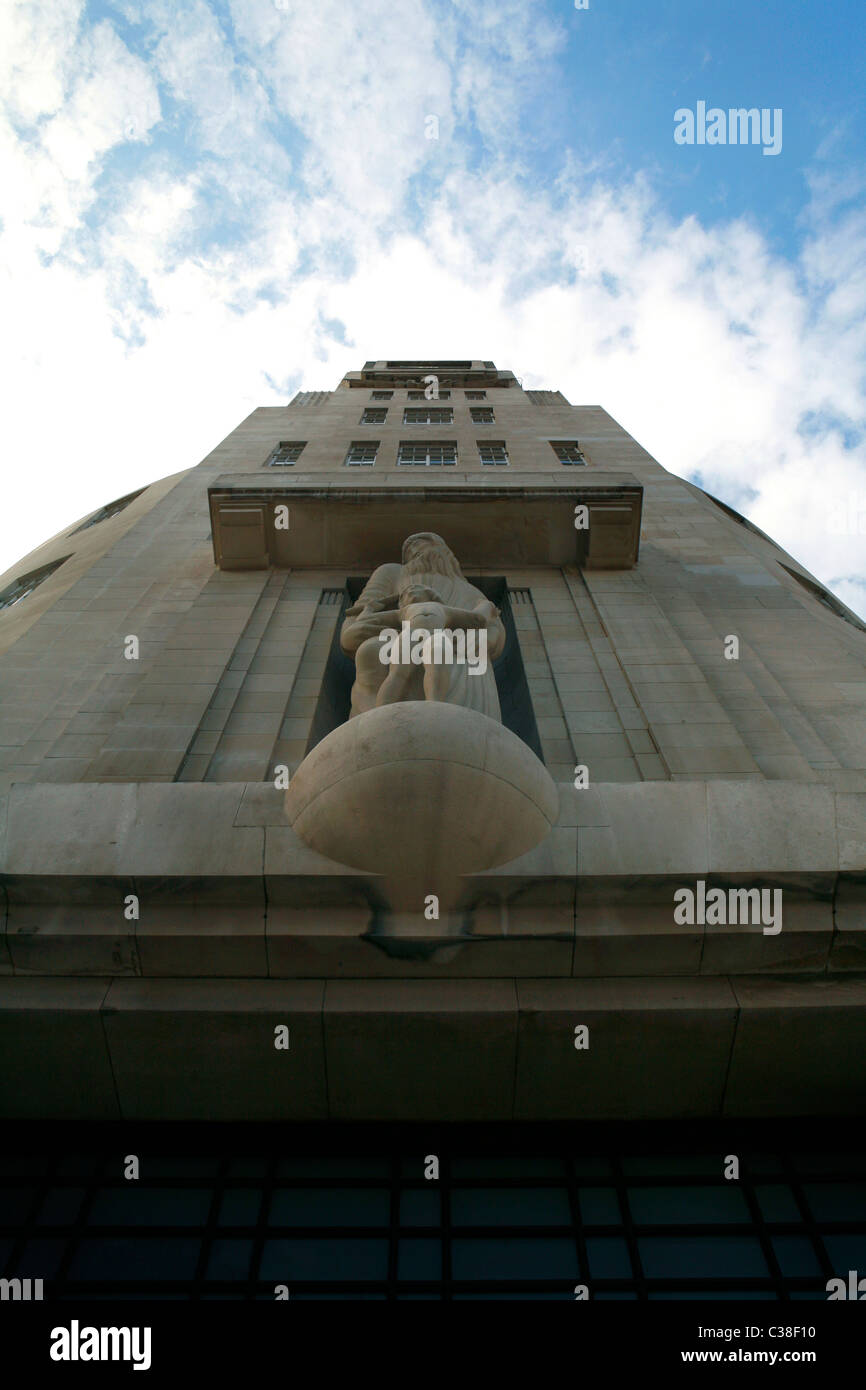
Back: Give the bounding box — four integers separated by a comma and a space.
0, 359, 864, 1120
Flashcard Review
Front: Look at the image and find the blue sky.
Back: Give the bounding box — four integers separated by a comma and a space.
1, 0, 865, 615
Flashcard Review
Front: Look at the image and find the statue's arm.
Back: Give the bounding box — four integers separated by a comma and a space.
473, 598, 506, 660
341, 564, 403, 655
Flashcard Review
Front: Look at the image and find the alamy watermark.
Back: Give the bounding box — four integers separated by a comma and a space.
674, 880, 782, 935
674, 102, 782, 156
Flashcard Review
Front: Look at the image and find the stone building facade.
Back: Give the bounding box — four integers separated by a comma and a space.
1, 359, 865, 1123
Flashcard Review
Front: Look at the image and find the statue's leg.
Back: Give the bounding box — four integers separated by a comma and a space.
423, 659, 451, 701
350, 636, 388, 715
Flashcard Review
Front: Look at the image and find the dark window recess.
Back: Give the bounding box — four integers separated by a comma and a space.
386, 361, 472, 370
361, 409, 387, 424
403, 407, 453, 425
779, 563, 866, 634
370, 391, 393, 400
266, 441, 306, 467
70, 487, 146, 534
0, 1119, 862, 1299
345, 441, 378, 466
307, 580, 543, 762
0, 556, 71, 612
551, 441, 585, 465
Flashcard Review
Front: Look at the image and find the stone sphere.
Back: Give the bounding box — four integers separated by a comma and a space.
285, 702, 559, 879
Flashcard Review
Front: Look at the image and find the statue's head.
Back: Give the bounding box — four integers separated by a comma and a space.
402, 532, 461, 578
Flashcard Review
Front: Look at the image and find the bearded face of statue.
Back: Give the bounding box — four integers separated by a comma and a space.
401, 533, 462, 579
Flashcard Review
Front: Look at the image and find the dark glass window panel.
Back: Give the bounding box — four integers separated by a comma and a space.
649, 1290, 777, 1300
453, 1290, 574, 1300
88, 1187, 212, 1227
578, 1187, 621, 1224
772, 1236, 824, 1278
206, 1239, 253, 1281
269, 1188, 390, 1227
639, 1236, 769, 1280
399, 1189, 441, 1226
71, 1237, 201, 1281
452, 1238, 579, 1281
627, 1185, 750, 1224
451, 1187, 571, 1227
755, 1184, 802, 1223
823, 1234, 866, 1270
218, 1189, 261, 1226
585, 1237, 633, 1279
398, 1238, 441, 1280
802, 1182, 866, 1222
259, 1238, 389, 1282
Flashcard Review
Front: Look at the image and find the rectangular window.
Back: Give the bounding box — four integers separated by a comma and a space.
403, 406, 454, 425
361, 408, 387, 424
370, 391, 393, 400
345, 441, 379, 467
465, 390, 487, 400
408, 389, 451, 400
0, 557, 69, 611
266, 441, 306, 466
551, 441, 585, 465
478, 441, 509, 466
397, 440, 457, 467
470, 407, 495, 424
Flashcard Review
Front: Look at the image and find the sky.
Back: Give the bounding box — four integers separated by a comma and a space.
1, 0, 865, 614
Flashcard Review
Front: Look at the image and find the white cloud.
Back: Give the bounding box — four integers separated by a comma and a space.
0, 0, 864, 622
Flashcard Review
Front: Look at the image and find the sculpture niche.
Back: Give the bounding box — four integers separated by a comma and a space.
285, 533, 558, 936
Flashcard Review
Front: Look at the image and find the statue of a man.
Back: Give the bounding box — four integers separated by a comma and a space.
340, 532, 506, 720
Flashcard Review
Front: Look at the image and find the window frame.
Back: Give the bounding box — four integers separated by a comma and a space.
397, 440, 458, 467
344, 440, 380, 467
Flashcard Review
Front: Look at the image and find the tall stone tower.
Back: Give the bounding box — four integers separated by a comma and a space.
1, 359, 864, 1123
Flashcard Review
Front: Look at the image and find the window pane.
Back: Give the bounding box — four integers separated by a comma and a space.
206, 1238, 253, 1280
803, 1182, 866, 1222
639, 1236, 769, 1279
627, 1186, 750, 1224
399, 1189, 441, 1226
259, 1238, 389, 1281
578, 1187, 620, 1224
398, 1238, 441, 1280
585, 1237, 632, 1279
755, 1184, 801, 1223
452, 1237, 579, 1281
269, 1187, 390, 1227
772, 1236, 823, 1277
450, 1187, 571, 1226
88, 1188, 212, 1226
218, 1188, 261, 1225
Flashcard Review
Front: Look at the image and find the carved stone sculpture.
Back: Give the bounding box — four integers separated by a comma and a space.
285, 531, 559, 940
339, 532, 506, 720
